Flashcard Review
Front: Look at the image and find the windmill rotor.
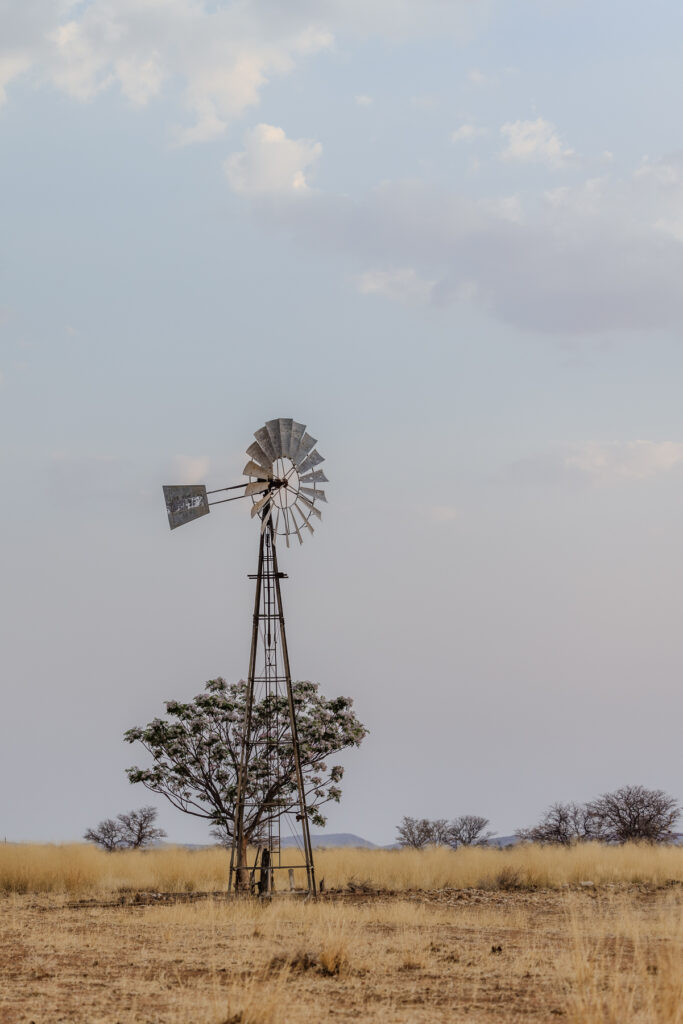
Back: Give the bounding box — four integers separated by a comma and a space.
163, 417, 328, 544
243, 419, 327, 546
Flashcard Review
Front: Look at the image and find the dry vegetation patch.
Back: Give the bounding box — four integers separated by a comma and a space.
2, 842, 683, 895
1, 886, 681, 1023
0, 845, 681, 1023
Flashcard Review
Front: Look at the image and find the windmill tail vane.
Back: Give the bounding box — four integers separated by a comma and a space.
162, 419, 328, 897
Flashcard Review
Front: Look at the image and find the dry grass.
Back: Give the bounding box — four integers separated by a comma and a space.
1, 886, 681, 1023
1, 841, 682, 894
2, 844, 681, 1022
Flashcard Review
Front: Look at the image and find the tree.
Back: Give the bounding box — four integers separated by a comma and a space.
396, 816, 434, 848
84, 806, 166, 851
429, 818, 452, 845
447, 815, 494, 848
124, 678, 367, 854
586, 785, 680, 844
84, 817, 125, 852
117, 807, 167, 848
516, 802, 594, 846
396, 815, 495, 848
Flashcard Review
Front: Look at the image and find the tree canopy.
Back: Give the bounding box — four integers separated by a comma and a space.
516, 787, 680, 845
125, 678, 367, 843
84, 806, 166, 851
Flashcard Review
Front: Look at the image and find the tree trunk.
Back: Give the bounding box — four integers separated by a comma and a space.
237, 833, 250, 891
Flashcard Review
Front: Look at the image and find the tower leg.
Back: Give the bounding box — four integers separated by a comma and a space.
271, 530, 317, 897
229, 530, 265, 893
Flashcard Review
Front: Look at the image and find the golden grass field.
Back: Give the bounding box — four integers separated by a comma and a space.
1, 843, 681, 1023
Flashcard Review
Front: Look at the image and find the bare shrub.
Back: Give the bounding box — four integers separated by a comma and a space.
84, 806, 166, 851
587, 785, 681, 844
396, 814, 494, 848
396, 816, 434, 848
447, 815, 494, 848
517, 787, 680, 846
83, 818, 125, 852
516, 802, 594, 846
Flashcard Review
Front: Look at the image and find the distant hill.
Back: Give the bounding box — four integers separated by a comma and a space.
281, 832, 378, 849
488, 835, 519, 848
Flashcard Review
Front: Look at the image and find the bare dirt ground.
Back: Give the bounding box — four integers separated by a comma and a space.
1, 884, 681, 1024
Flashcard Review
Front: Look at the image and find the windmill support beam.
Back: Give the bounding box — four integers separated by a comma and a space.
228, 518, 317, 897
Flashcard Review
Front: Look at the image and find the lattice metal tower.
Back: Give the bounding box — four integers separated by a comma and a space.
162, 418, 328, 897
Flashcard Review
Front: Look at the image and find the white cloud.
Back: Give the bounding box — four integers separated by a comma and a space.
224, 123, 321, 196
250, 161, 683, 333
500, 117, 575, 168
0, 53, 32, 105
173, 454, 210, 483
451, 123, 486, 143
0, 0, 483, 138
357, 267, 435, 304
468, 68, 491, 86
355, 94, 373, 106
565, 442, 683, 482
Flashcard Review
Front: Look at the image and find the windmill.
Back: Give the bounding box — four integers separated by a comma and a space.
162, 419, 328, 896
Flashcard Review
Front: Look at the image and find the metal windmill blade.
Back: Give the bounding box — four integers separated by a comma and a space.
254, 426, 277, 464
300, 486, 327, 503
265, 419, 283, 458
292, 431, 317, 466
246, 441, 272, 471
287, 421, 306, 460
243, 460, 272, 481
300, 469, 328, 484
278, 418, 293, 457
297, 449, 324, 476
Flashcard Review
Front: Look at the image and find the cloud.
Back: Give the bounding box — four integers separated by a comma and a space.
173, 454, 210, 483
357, 267, 435, 304
451, 123, 486, 143
0, 0, 484, 138
224, 124, 321, 196
240, 151, 683, 333
355, 94, 373, 106
565, 442, 683, 482
468, 68, 492, 86
0, 53, 32, 105
500, 117, 575, 168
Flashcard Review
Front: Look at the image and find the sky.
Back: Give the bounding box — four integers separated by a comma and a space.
1, 0, 682, 846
